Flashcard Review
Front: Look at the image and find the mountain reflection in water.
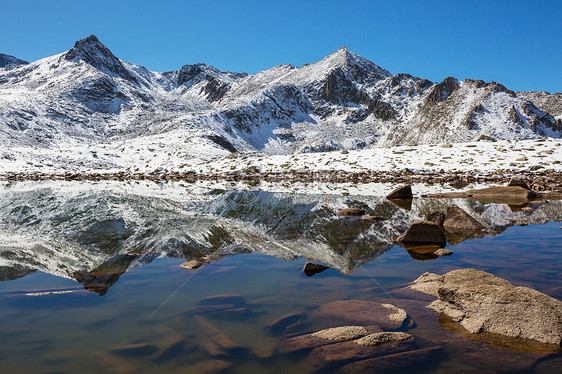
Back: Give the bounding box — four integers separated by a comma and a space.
1, 181, 561, 295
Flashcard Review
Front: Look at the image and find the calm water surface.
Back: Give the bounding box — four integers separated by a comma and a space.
0, 181, 561, 373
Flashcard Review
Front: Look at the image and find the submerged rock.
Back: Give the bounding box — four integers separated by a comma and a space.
312, 326, 369, 341
387, 184, 413, 199
265, 311, 306, 335
313, 300, 407, 329
338, 346, 443, 373
396, 221, 446, 247
409, 268, 562, 345
109, 343, 158, 357
354, 331, 413, 347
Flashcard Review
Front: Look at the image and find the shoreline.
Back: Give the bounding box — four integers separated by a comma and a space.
1, 169, 561, 197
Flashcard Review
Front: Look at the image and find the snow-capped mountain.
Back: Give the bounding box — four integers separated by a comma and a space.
0, 35, 560, 159
0, 53, 28, 70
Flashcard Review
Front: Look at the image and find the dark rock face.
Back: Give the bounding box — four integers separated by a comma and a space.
204, 135, 237, 153
396, 221, 446, 247
386, 184, 413, 199
64, 35, 139, 84
443, 205, 486, 233
427, 76, 460, 103
0, 53, 29, 70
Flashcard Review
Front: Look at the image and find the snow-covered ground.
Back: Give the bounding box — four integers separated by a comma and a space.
195, 138, 561, 175
1, 138, 559, 179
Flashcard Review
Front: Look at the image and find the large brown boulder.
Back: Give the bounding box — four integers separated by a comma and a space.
443, 205, 486, 233
387, 184, 413, 199
396, 221, 446, 247
507, 178, 530, 190
409, 268, 562, 345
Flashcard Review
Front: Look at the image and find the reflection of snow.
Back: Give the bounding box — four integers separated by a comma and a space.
0, 181, 560, 284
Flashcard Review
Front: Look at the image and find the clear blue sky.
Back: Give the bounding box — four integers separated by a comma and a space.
1, 0, 561, 92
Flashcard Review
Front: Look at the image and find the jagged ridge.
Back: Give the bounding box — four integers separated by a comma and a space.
0, 35, 560, 159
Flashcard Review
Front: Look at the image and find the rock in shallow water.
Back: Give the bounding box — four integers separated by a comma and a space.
387, 184, 413, 199
303, 262, 329, 277
354, 331, 413, 347
396, 220, 446, 247
337, 207, 366, 217
409, 268, 562, 345
311, 326, 369, 341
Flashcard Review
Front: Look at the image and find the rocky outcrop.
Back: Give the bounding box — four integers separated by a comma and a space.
386, 184, 413, 199
410, 268, 562, 345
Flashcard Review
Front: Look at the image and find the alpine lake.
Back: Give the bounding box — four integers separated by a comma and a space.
0, 180, 561, 373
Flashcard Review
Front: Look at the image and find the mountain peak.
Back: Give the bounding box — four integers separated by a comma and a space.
64, 35, 138, 83
0, 53, 29, 70
311, 46, 392, 80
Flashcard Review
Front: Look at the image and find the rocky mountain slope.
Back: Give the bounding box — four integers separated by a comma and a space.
1, 35, 561, 163
517, 91, 562, 121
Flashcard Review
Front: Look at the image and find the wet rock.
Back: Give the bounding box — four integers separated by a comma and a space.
309, 339, 414, 368
443, 205, 486, 233
194, 315, 242, 351
109, 343, 158, 357
507, 178, 530, 190
180, 260, 203, 270
303, 262, 329, 277
410, 268, 562, 345
265, 311, 306, 335
192, 359, 232, 373
313, 300, 407, 329
197, 293, 246, 306
391, 297, 549, 372
337, 207, 366, 217
338, 346, 443, 373
396, 221, 446, 247
312, 326, 369, 341
278, 326, 383, 354
386, 184, 413, 199
354, 331, 413, 347
434, 248, 453, 256
426, 211, 446, 225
